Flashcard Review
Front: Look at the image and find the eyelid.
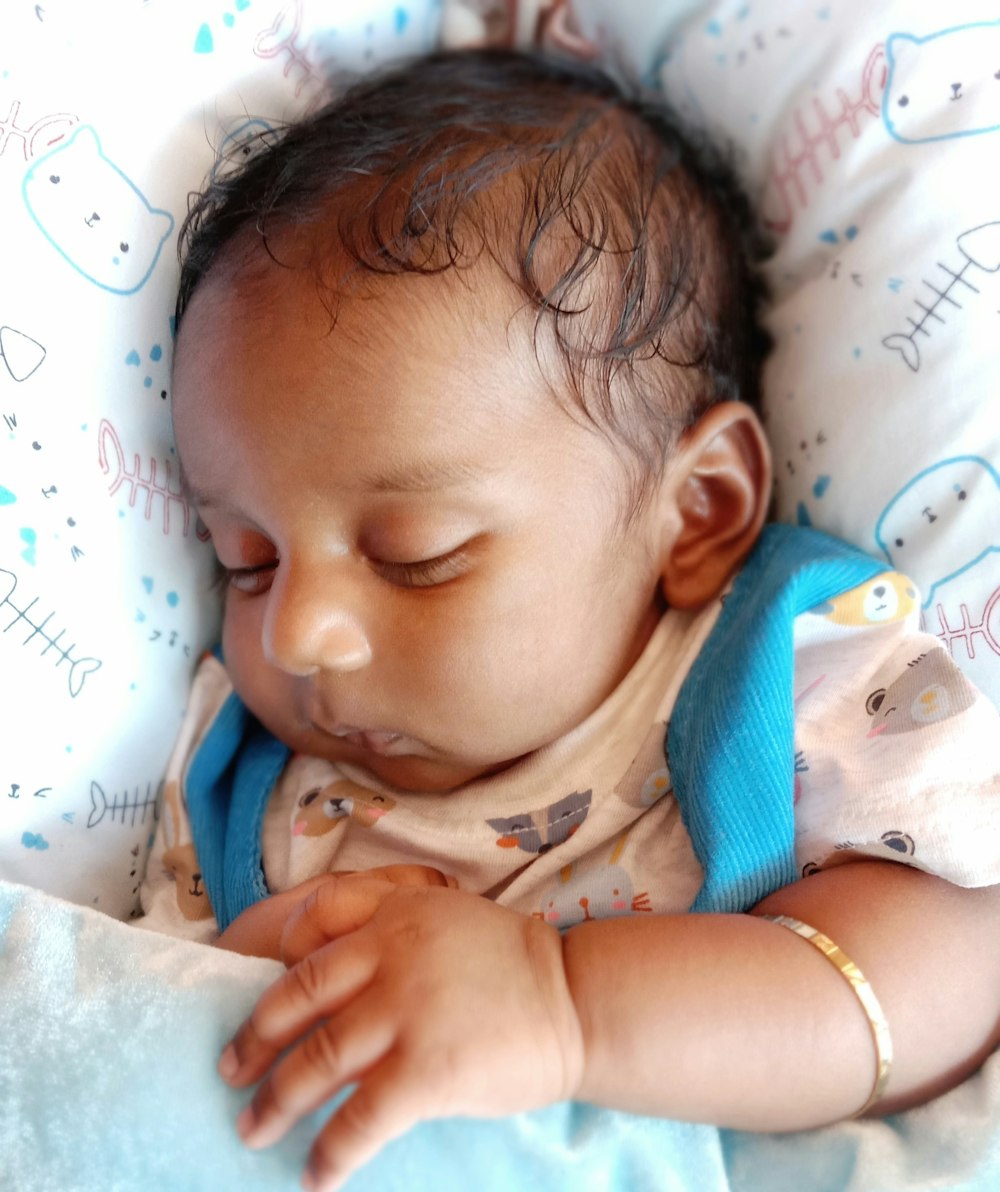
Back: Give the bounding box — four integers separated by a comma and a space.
222, 561, 278, 595
214, 539, 475, 594
375, 546, 470, 589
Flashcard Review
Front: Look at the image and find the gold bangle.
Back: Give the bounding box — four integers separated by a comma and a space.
760, 913, 892, 1117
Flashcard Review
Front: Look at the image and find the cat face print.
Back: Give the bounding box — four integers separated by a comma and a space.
883, 22, 1000, 143
874, 456, 1000, 607
22, 125, 174, 294
487, 790, 592, 855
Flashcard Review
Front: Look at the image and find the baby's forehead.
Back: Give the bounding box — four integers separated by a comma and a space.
172, 248, 644, 523
175, 242, 551, 419
183, 226, 534, 359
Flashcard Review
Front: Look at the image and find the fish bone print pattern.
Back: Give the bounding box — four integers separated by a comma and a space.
0, 0, 443, 916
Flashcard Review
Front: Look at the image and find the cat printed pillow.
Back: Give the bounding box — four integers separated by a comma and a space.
23, 126, 176, 295
7, 0, 999, 916
0, 0, 441, 917
565, 0, 1000, 713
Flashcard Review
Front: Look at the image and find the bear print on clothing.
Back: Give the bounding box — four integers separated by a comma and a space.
865, 648, 977, 737
808, 571, 919, 627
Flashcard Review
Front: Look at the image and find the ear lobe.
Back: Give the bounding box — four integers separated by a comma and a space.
659, 403, 771, 609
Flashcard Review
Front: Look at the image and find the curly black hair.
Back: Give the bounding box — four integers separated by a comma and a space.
176, 49, 768, 501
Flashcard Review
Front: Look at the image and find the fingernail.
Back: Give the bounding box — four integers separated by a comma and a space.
236, 1105, 256, 1140
218, 1044, 239, 1081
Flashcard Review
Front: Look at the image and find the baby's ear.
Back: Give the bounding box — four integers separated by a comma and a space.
657, 402, 771, 609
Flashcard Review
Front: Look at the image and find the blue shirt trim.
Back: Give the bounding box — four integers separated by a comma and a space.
185, 695, 289, 931
186, 525, 889, 927
670, 524, 887, 914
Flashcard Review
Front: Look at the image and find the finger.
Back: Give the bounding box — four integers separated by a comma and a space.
221, 935, 377, 1088
363, 864, 453, 889
237, 995, 396, 1151
303, 1054, 421, 1192
216, 876, 338, 961
280, 875, 399, 966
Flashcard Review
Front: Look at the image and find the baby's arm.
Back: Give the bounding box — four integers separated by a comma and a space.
565, 860, 1000, 1125
217, 859, 1000, 1191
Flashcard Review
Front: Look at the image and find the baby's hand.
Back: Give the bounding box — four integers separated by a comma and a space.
218, 882, 585, 1191
279, 864, 456, 967
215, 864, 453, 962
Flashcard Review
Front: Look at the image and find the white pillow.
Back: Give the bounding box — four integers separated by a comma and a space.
9, 0, 998, 914
570, 0, 1000, 710
1, 0, 441, 917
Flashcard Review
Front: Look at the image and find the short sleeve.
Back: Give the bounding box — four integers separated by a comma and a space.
791, 571, 1000, 888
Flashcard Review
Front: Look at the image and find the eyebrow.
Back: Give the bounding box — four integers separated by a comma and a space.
180, 455, 496, 507
355, 455, 498, 494
179, 472, 219, 510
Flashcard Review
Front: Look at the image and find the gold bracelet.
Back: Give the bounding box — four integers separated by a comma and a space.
760, 913, 892, 1117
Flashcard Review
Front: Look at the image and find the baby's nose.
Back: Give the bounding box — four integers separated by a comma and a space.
262, 571, 372, 676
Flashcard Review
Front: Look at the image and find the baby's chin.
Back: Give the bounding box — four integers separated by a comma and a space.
313, 736, 519, 794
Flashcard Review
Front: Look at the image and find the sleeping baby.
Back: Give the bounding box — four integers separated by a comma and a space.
138, 49, 1000, 1192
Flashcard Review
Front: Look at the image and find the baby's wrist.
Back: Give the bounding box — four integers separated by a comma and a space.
525, 915, 587, 1104
556, 921, 604, 1104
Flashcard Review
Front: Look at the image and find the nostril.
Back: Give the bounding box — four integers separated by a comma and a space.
325, 637, 373, 673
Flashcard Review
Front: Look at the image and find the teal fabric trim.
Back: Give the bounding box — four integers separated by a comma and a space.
183, 691, 250, 931
670, 524, 887, 915
189, 524, 888, 927
184, 695, 289, 932
225, 726, 289, 927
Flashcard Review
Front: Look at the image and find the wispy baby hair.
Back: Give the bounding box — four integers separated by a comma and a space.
176, 49, 768, 495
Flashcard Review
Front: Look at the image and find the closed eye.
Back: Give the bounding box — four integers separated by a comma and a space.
222, 561, 278, 595
215, 543, 472, 594
375, 547, 470, 589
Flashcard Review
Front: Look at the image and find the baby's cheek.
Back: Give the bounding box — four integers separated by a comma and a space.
222, 607, 300, 743
222, 603, 267, 693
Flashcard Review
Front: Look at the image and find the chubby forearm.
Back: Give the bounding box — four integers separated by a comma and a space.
563, 862, 1000, 1129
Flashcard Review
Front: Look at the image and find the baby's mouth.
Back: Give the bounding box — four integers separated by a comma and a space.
324, 725, 413, 757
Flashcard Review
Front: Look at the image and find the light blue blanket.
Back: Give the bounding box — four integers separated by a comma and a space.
1, 878, 997, 1192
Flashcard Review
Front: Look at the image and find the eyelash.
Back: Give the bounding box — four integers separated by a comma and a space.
376, 550, 467, 588
217, 550, 467, 595
219, 561, 277, 596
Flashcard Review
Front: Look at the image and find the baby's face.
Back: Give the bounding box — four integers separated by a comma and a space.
173, 260, 668, 792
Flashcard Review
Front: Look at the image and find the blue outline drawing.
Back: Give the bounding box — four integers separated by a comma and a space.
22, 125, 174, 295
874, 455, 1000, 607
883, 20, 1000, 144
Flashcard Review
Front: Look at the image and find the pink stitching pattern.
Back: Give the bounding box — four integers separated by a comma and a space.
760, 43, 887, 235
96, 417, 195, 537
0, 99, 77, 162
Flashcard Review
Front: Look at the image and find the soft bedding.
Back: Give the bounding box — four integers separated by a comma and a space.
574, 0, 1000, 713
3, 876, 1000, 1192
3, 1, 999, 1189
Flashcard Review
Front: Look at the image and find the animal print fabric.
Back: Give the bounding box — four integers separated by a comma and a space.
139, 571, 1000, 943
